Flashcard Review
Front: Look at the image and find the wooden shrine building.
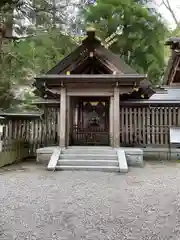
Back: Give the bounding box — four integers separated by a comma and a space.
34, 29, 155, 148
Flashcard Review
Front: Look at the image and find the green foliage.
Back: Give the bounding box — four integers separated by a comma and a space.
164, 25, 180, 63
0, 0, 79, 111
0, 80, 14, 110
0, 0, 175, 112
84, 0, 168, 84
0, 28, 77, 110
0, 42, 16, 110
12, 29, 76, 81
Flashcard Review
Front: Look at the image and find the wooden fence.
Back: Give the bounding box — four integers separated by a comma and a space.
120, 105, 180, 147
0, 138, 29, 168
3, 118, 58, 154
2, 107, 59, 155
1, 104, 180, 156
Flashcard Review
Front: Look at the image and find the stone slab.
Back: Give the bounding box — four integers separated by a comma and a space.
47, 148, 61, 171
119, 147, 144, 167
36, 147, 60, 165
36, 147, 58, 154
142, 147, 180, 161
117, 149, 128, 173
56, 165, 120, 172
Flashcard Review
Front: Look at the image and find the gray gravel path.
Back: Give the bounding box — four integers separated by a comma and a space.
1, 161, 180, 240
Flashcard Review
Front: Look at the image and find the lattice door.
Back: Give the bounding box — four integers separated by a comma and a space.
72, 100, 109, 146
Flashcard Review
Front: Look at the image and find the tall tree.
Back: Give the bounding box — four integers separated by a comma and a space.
0, 27, 77, 110
84, 0, 168, 84
160, 0, 179, 27
0, 0, 19, 8
0, 0, 78, 110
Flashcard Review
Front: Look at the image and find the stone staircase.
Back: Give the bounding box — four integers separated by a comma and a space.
55, 146, 122, 172
38, 146, 143, 172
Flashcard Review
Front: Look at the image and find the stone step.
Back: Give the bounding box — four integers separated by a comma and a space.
60, 154, 118, 160
67, 146, 113, 149
57, 159, 119, 167
62, 149, 116, 154
55, 165, 120, 172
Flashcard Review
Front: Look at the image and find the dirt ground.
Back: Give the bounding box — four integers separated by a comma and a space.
0, 161, 180, 240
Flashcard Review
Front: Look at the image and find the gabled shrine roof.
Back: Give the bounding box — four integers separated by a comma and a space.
46, 29, 138, 75
34, 29, 156, 101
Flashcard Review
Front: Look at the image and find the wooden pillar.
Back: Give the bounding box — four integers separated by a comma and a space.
59, 87, 66, 148
81, 101, 84, 127
109, 96, 114, 147
77, 100, 82, 126
75, 105, 78, 125
113, 87, 120, 148
66, 95, 70, 146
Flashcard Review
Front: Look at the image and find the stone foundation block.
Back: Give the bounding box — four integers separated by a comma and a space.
120, 148, 144, 167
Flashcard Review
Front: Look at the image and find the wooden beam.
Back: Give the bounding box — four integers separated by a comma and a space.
67, 91, 113, 96
169, 57, 180, 84
98, 57, 120, 73
47, 45, 85, 74
64, 55, 88, 73
81, 65, 91, 74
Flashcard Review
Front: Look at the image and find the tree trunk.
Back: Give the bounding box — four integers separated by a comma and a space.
52, 0, 56, 28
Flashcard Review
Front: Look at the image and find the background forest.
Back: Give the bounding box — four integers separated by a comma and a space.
0, 0, 179, 111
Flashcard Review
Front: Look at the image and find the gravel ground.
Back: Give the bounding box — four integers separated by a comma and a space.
1, 161, 180, 240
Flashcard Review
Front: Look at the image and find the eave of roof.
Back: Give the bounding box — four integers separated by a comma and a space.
31, 99, 180, 107
0, 112, 42, 118
36, 74, 146, 85
32, 99, 60, 105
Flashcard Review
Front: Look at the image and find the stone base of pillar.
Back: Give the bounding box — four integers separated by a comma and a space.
114, 134, 120, 148
59, 139, 66, 148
